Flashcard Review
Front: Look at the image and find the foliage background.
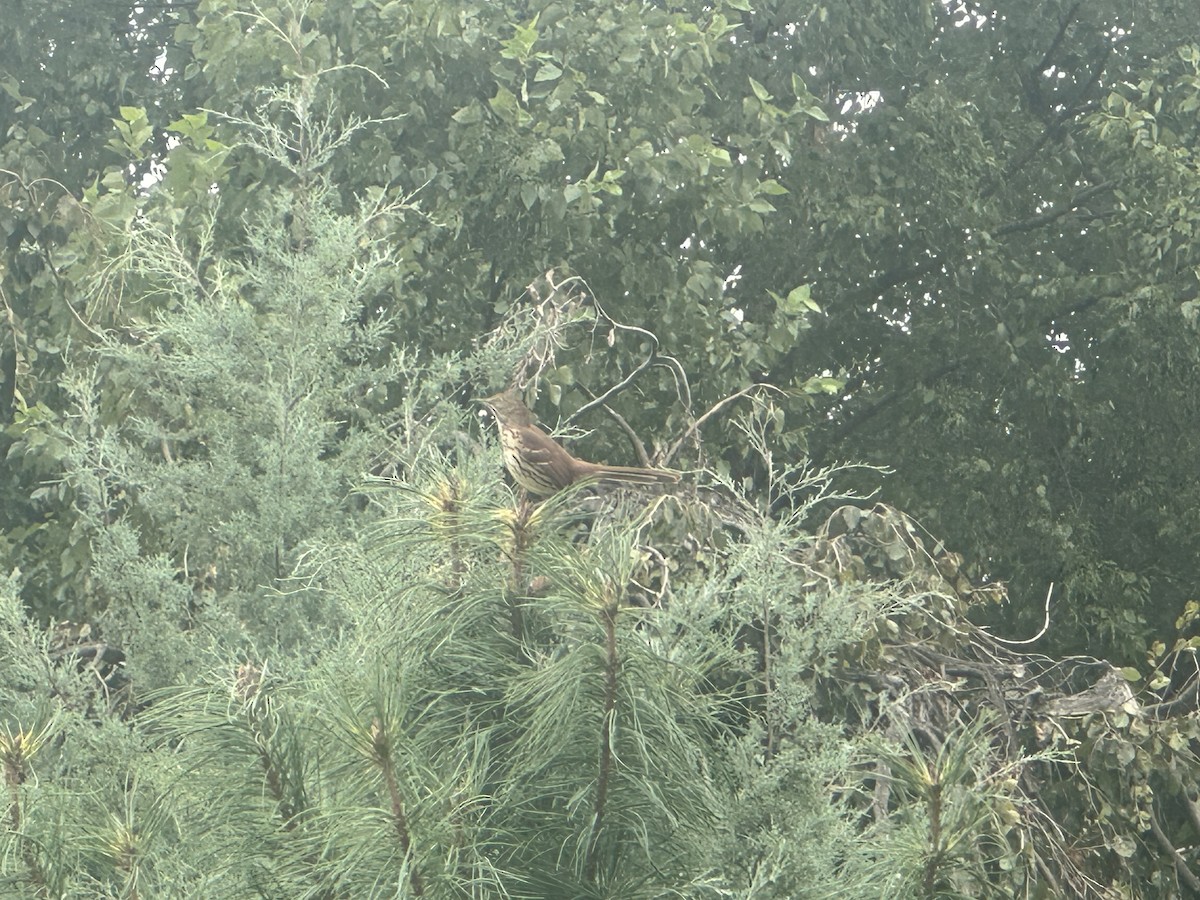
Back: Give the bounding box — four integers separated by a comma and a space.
4, 0, 1200, 896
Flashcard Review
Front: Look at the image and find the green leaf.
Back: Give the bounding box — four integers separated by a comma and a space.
451, 102, 484, 124
778, 284, 818, 315
801, 376, 844, 395
500, 17, 540, 62
1110, 835, 1137, 859
167, 111, 207, 136
488, 85, 524, 124
748, 76, 771, 102
791, 72, 813, 100
100, 169, 127, 191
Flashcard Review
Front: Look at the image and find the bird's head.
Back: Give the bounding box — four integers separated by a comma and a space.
477, 388, 535, 427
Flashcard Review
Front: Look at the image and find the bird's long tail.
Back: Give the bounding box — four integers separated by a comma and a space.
584, 464, 680, 487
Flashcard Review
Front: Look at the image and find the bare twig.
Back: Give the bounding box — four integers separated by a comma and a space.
1150, 805, 1200, 893
585, 392, 654, 468
664, 383, 785, 466
984, 584, 1054, 646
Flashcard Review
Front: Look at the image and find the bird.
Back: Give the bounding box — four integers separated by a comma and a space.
478, 389, 680, 497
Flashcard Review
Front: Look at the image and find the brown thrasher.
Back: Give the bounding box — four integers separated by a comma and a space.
479, 389, 680, 497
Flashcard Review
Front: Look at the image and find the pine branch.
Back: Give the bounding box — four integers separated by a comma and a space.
585, 600, 620, 883
371, 717, 425, 897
